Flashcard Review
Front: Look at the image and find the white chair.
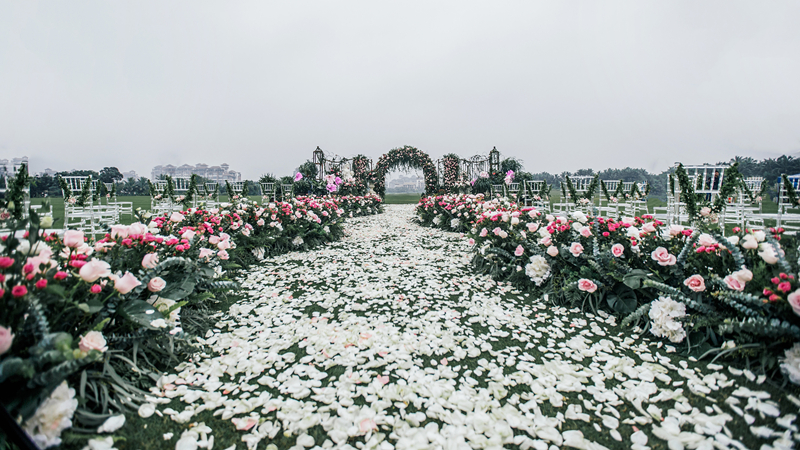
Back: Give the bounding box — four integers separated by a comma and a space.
490, 184, 504, 198
777, 174, 800, 233
260, 182, 277, 202
506, 182, 520, 200
150, 180, 172, 215
61, 176, 103, 236
523, 180, 549, 212
281, 183, 293, 201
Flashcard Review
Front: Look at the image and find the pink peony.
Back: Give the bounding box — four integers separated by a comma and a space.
0, 326, 14, 355
723, 275, 745, 291
147, 277, 166, 292
788, 290, 800, 316
514, 245, 524, 257
683, 274, 706, 292
569, 242, 584, 257
547, 246, 559, 257
199, 248, 214, 260
79, 260, 111, 282
208, 235, 220, 245
63, 230, 85, 248
578, 278, 598, 293
611, 243, 624, 257
217, 250, 229, 260
650, 247, 676, 266
112, 272, 141, 294
142, 253, 159, 269
79, 331, 107, 353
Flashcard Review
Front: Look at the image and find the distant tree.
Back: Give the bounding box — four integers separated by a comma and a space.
30, 174, 60, 197
99, 167, 124, 184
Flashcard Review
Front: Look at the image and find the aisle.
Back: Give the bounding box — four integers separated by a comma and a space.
140, 205, 798, 450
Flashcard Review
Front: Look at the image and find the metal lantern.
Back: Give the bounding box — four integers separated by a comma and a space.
313, 146, 325, 180
489, 146, 500, 174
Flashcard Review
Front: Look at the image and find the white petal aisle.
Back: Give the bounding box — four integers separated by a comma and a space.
141, 205, 799, 450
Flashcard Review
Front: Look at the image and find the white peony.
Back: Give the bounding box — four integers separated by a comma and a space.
780, 343, 800, 385
525, 255, 551, 286
433, 216, 443, 226
450, 218, 460, 229
649, 296, 687, 343
23, 381, 78, 448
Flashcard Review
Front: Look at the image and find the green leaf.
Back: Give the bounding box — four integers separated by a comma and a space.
159, 277, 196, 302
119, 300, 163, 328
44, 284, 66, 298
607, 284, 638, 315
623, 269, 649, 289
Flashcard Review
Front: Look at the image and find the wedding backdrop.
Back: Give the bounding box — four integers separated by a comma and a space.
1, 147, 800, 450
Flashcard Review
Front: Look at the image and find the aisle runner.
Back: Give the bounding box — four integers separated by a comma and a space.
149, 205, 797, 450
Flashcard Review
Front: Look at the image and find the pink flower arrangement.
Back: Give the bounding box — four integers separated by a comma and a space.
683, 275, 706, 292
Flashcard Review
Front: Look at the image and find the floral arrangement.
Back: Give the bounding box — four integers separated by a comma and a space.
416, 191, 800, 381
369, 146, 438, 197
0, 165, 384, 448
441, 153, 460, 189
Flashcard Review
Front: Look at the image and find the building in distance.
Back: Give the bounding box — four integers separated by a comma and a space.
151, 163, 241, 183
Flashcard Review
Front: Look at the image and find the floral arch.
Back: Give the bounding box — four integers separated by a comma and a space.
369, 146, 438, 197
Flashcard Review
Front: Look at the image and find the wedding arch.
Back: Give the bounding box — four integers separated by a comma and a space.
370, 146, 438, 197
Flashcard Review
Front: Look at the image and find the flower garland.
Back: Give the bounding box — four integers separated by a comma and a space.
369, 146, 438, 197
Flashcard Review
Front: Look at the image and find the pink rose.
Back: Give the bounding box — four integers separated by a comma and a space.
641, 222, 656, 234
611, 243, 624, 257
147, 277, 166, 292
569, 242, 584, 257
540, 236, 552, 246
0, 326, 14, 355
732, 268, 753, 283
527, 223, 539, 233
547, 246, 559, 257
650, 247, 676, 266
514, 245, 524, 257
79, 331, 107, 353
128, 222, 147, 235
683, 275, 705, 292
788, 289, 800, 316
208, 235, 221, 245
698, 234, 715, 247
220, 233, 231, 241
63, 230, 85, 248
112, 272, 141, 294
110, 225, 129, 239
170, 212, 184, 223
493, 227, 503, 236
142, 253, 159, 269
723, 275, 745, 291
467, 238, 475, 246
479, 228, 488, 237
79, 260, 111, 282
199, 248, 214, 260
217, 250, 230, 260
578, 278, 598, 293
217, 240, 231, 250
700, 207, 711, 216
579, 227, 592, 238
669, 225, 684, 237
257, 219, 265, 227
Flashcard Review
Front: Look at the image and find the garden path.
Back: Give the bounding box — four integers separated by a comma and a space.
136, 205, 799, 450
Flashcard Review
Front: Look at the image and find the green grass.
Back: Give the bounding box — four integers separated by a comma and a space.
384, 193, 423, 204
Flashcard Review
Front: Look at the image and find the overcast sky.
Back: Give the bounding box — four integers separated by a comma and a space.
1, 1, 799, 179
